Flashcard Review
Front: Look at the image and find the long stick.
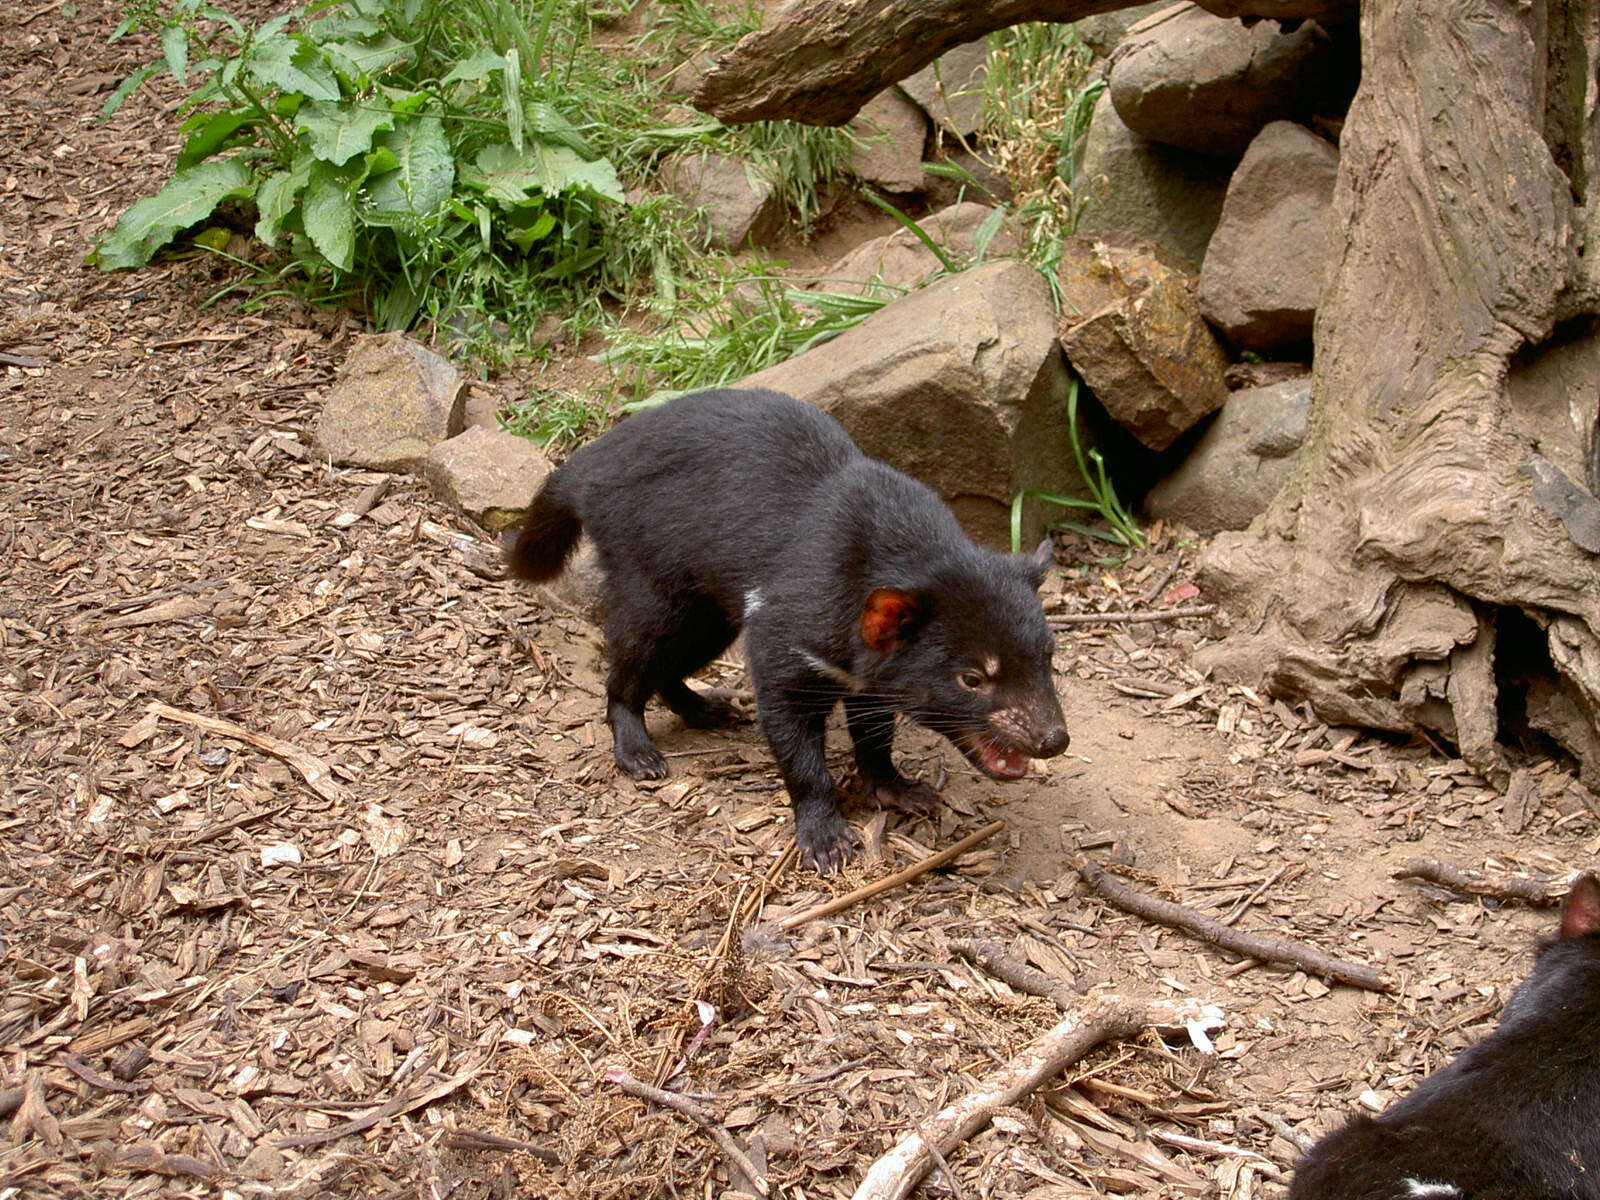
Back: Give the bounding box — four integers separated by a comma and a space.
1076, 857, 1391, 992
850, 996, 1216, 1200
1393, 858, 1562, 905
778, 822, 1004, 932
1047, 605, 1216, 627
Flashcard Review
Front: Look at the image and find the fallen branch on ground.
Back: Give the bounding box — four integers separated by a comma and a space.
607, 1069, 767, 1196
1392, 858, 1563, 905
777, 821, 1003, 932
147, 701, 349, 805
849, 994, 1220, 1200
1047, 605, 1217, 627
1075, 857, 1391, 992
440, 1129, 561, 1163
949, 937, 1076, 1007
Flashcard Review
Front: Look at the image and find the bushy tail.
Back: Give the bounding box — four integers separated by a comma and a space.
505, 478, 583, 582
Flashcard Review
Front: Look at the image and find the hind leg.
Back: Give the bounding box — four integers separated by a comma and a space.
653, 598, 744, 728
599, 569, 683, 780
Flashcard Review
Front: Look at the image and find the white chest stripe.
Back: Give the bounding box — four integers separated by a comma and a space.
1401, 1180, 1462, 1198
798, 649, 865, 692
744, 588, 763, 617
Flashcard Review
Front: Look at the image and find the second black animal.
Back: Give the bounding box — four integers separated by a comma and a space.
507, 388, 1069, 871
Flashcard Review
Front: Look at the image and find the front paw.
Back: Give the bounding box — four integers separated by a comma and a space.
613, 737, 669, 780
796, 810, 861, 874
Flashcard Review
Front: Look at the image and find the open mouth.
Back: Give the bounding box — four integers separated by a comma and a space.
954, 732, 1031, 780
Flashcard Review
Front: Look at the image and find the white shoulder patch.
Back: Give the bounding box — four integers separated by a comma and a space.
1401, 1180, 1462, 1198
744, 588, 763, 617
799, 648, 864, 692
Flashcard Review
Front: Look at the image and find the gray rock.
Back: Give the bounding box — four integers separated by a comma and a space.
900, 41, 990, 138
1073, 92, 1233, 270
1108, 5, 1350, 159
1058, 232, 1229, 450
1144, 375, 1311, 532
848, 89, 929, 194
659, 150, 784, 250
1198, 121, 1339, 353
822, 201, 1020, 297
1076, 1, 1173, 58
425, 425, 553, 532
315, 333, 465, 472
741, 260, 1083, 547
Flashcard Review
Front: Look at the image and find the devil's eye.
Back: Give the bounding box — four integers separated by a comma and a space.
957, 669, 987, 691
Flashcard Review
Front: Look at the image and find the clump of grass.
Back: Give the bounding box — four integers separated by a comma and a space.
978, 24, 1103, 278
1011, 377, 1144, 551
599, 264, 898, 406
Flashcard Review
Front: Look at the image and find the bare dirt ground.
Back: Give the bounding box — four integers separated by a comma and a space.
5, 6, 1599, 1199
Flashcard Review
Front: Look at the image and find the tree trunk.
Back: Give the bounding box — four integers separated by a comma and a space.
1197, 0, 1600, 785
692, 0, 1139, 127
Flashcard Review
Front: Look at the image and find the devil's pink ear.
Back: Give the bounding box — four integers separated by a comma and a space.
860, 587, 921, 654
1560, 871, 1600, 939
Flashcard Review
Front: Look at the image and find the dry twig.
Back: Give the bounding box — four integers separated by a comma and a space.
850, 995, 1219, 1200
607, 1069, 767, 1196
1075, 857, 1391, 992
1047, 605, 1216, 627
1392, 858, 1563, 905
778, 821, 1003, 932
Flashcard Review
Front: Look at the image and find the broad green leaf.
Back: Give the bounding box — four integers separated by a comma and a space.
159, 25, 189, 85
441, 48, 507, 84
502, 48, 523, 152
505, 208, 556, 252
177, 110, 255, 169
91, 157, 255, 270
364, 115, 453, 223
323, 32, 412, 82
245, 33, 340, 101
303, 159, 357, 270
254, 153, 313, 245
525, 101, 594, 157
295, 99, 394, 166
460, 140, 624, 206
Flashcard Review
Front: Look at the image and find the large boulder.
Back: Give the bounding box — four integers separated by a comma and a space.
1076, 1, 1173, 58
315, 334, 465, 472
1058, 233, 1229, 451
899, 41, 990, 138
1198, 121, 1339, 353
741, 260, 1081, 547
821, 201, 1020, 297
848, 89, 929, 194
1144, 375, 1312, 533
1073, 92, 1233, 270
425, 426, 554, 533
1108, 5, 1353, 159
659, 150, 784, 250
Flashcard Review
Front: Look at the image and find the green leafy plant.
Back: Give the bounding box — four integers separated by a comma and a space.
93, 0, 665, 341
1011, 377, 1144, 551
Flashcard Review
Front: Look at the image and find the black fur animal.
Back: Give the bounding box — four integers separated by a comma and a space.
1288, 871, 1600, 1200
507, 388, 1069, 871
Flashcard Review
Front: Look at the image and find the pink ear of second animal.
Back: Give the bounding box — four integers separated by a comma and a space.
1560, 871, 1600, 939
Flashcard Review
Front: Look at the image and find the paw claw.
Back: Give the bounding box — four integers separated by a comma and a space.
797, 814, 861, 874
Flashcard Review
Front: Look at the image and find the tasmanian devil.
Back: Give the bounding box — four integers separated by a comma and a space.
1288, 870, 1600, 1200
506, 387, 1069, 872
